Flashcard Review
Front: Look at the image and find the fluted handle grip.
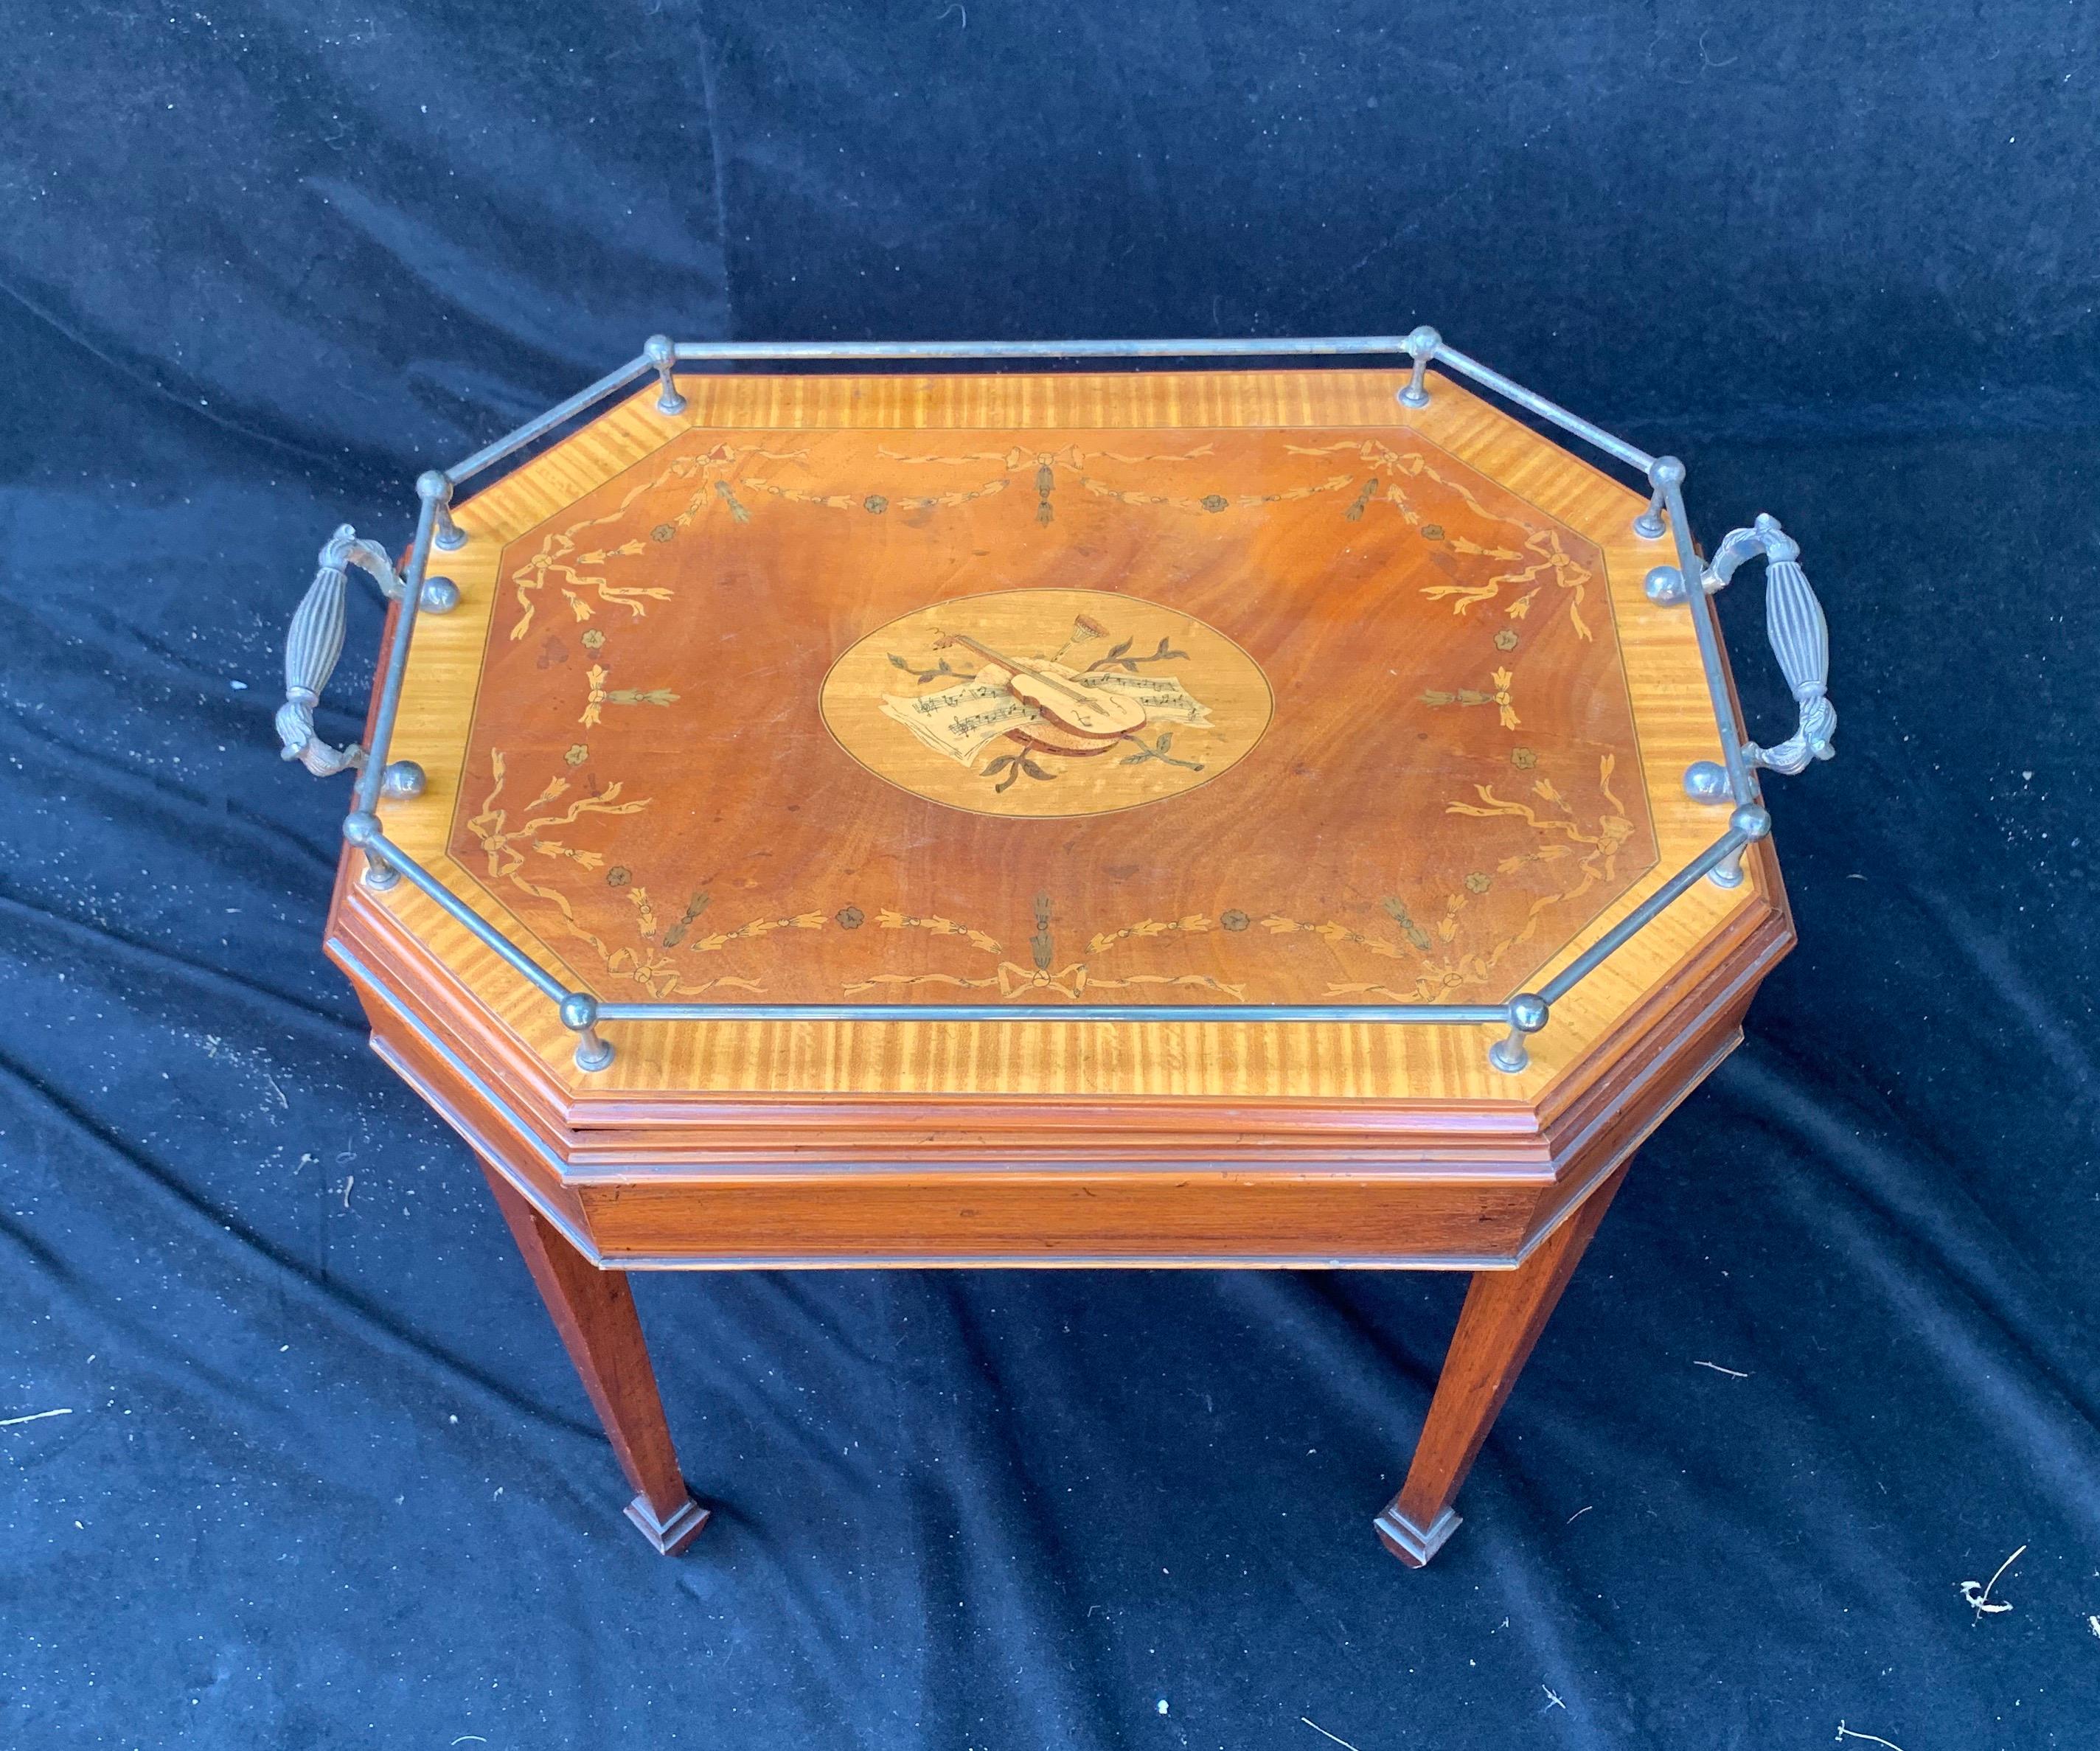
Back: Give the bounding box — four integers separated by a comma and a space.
276, 525, 403, 777
1709, 514, 1836, 777
1765, 551, 1827, 701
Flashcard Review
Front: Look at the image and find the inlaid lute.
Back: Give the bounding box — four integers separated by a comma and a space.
932, 632, 1147, 755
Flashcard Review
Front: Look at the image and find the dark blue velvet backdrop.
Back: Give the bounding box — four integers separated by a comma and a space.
2, 4, 2097, 1747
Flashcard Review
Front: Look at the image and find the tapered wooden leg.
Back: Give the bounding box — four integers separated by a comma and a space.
478, 1165, 709, 1556
1376, 1162, 1630, 1567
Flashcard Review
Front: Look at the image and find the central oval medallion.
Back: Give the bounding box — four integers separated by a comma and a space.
820, 588, 1273, 818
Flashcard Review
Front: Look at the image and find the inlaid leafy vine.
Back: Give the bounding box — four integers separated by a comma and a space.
1258, 756, 1634, 1002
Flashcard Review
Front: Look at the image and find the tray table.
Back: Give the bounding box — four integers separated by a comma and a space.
276, 331, 1833, 1563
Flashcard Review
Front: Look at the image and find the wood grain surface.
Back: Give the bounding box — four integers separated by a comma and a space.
335, 366, 1786, 1107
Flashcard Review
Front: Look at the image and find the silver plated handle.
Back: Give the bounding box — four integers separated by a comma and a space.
277, 526, 395, 776
276, 524, 455, 778
1707, 513, 1836, 776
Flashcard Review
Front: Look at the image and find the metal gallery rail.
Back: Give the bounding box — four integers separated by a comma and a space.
277, 330, 1834, 1075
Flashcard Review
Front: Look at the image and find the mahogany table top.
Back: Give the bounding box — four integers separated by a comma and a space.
335, 366, 1786, 1122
